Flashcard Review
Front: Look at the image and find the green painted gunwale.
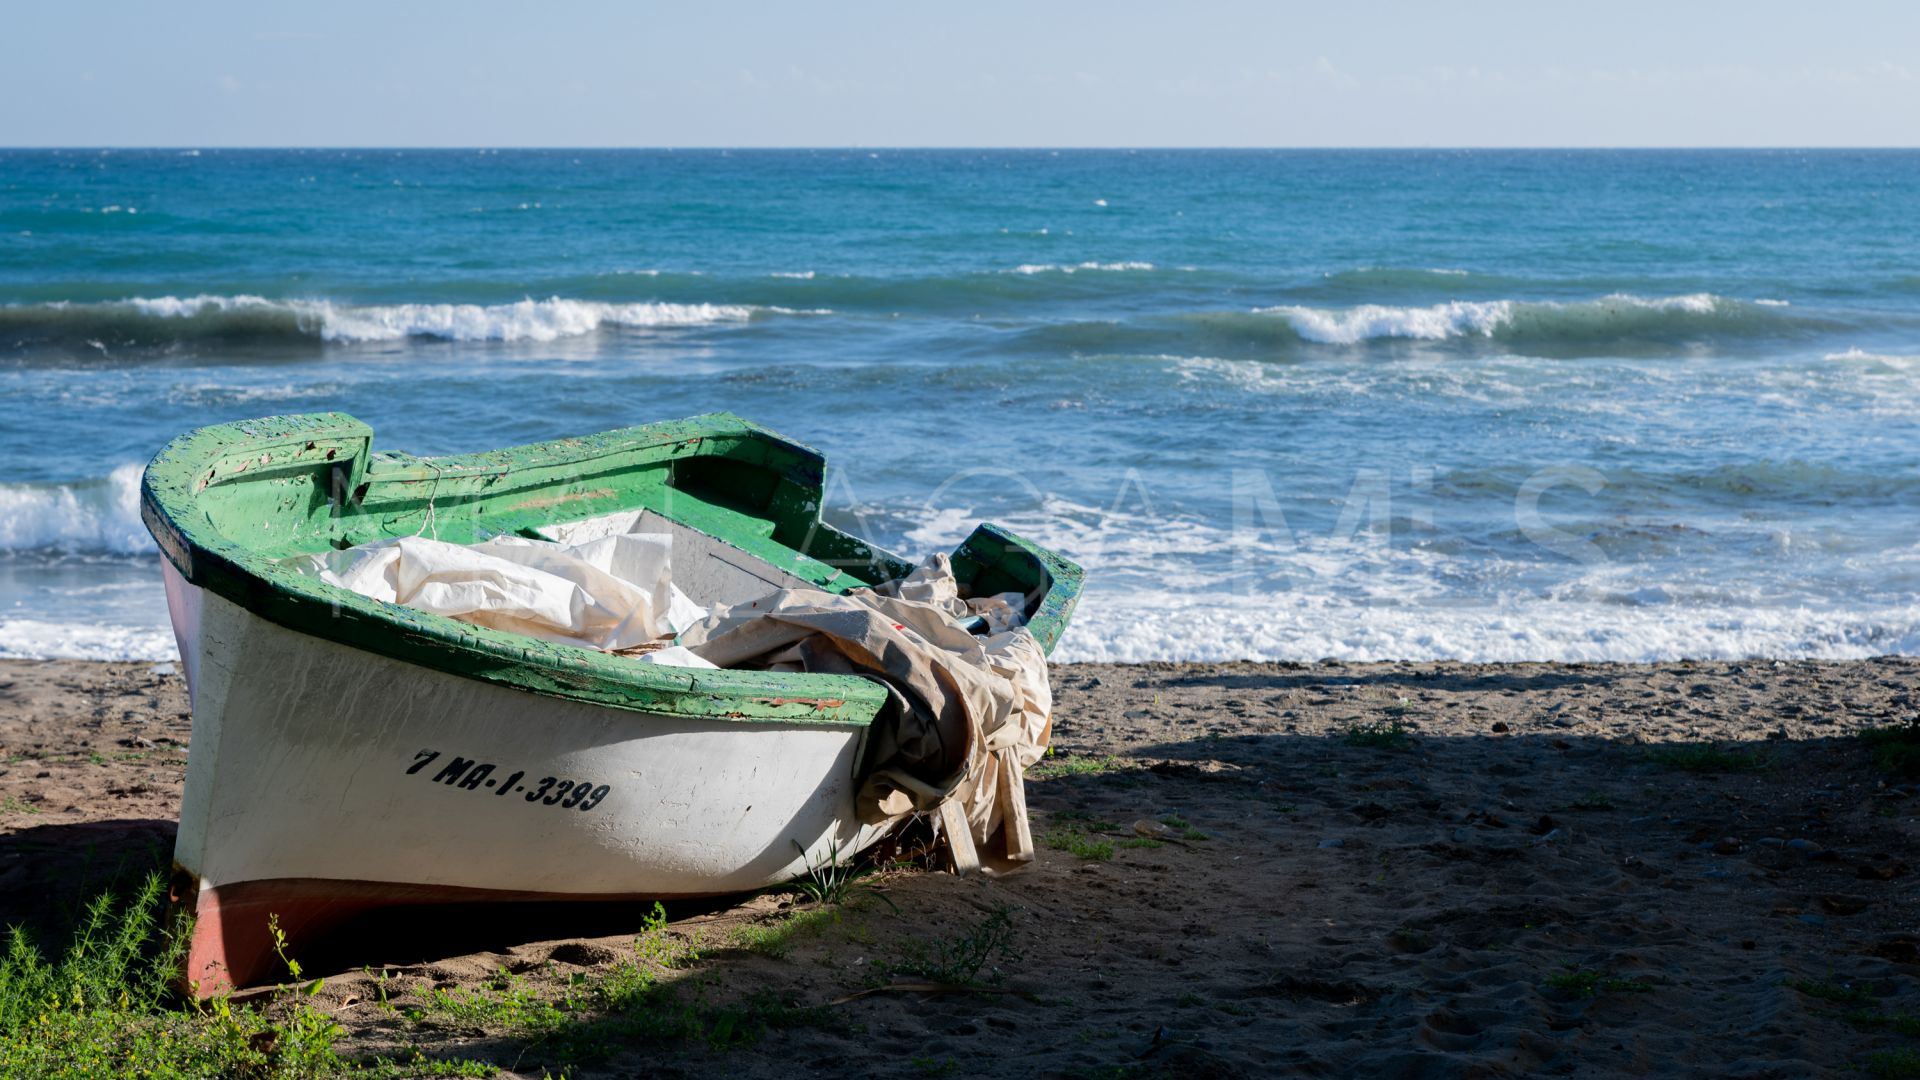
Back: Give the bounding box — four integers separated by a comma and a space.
140, 412, 1082, 726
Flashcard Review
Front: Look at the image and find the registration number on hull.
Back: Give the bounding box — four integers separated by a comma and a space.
405, 749, 611, 812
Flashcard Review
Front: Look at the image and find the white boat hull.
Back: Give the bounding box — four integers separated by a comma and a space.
164, 561, 881, 991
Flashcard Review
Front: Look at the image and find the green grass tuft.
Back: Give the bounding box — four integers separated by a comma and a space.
397, 901, 832, 1068
1049, 810, 1120, 830
1864, 1049, 1920, 1079
787, 839, 893, 910
1044, 829, 1115, 861
1544, 967, 1655, 999
1861, 725, 1920, 777
1340, 720, 1412, 750
1157, 814, 1210, 840
1028, 753, 1122, 780
883, 908, 1015, 986
1786, 976, 1875, 1006
1062, 1064, 1180, 1080
1846, 1010, 1920, 1037
725, 907, 839, 960
1645, 744, 1768, 773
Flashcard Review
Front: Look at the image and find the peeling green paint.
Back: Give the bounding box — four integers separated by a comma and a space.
141, 412, 1084, 725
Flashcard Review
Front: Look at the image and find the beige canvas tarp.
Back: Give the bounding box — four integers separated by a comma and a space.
679, 554, 1052, 872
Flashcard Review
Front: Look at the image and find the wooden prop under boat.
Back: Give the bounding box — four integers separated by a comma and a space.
141, 412, 1082, 994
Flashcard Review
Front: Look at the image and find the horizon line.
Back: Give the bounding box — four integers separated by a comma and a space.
6, 145, 1920, 153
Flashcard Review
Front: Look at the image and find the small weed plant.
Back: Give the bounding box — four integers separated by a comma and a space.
884, 908, 1016, 986
1646, 744, 1768, 773
789, 839, 894, 910
1785, 976, 1875, 1006
1028, 753, 1122, 780
1044, 829, 1115, 861
725, 907, 839, 960
1846, 1010, 1920, 1037
1861, 724, 1920, 777
1544, 967, 1655, 999
1341, 720, 1412, 750
1864, 1048, 1920, 1079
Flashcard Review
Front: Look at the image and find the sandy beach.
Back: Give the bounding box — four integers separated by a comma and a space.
1, 656, 1916, 1077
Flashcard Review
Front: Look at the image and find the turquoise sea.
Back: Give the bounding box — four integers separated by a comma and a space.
2, 148, 1917, 662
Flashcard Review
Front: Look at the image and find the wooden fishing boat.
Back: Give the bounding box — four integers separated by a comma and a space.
141, 412, 1081, 994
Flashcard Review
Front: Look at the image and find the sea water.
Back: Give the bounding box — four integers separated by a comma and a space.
2, 148, 1917, 663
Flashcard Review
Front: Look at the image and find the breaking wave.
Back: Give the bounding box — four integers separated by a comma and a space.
0, 284, 1873, 365
0, 465, 153, 555
1254, 293, 1789, 346
1010, 292, 1840, 360
0, 295, 793, 348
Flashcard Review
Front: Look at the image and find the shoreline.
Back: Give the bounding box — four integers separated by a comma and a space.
2, 655, 1917, 1075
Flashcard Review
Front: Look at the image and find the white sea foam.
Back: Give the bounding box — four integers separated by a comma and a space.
881, 462, 1920, 665
769, 271, 817, 279
907, 486, 1920, 663
1048, 587, 1920, 665
125, 294, 770, 342
1825, 346, 1920, 368
129, 294, 281, 318
318, 298, 759, 342
1008, 261, 1155, 275
1256, 293, 1739, 345
164, 381, 344, 407
1646, 292, 1722, 314
1170, 355, 1533, 407
0, 464, 152, 555
0, 619, 177, 661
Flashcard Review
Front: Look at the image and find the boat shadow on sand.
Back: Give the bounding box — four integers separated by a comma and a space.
0, 816, 746, 983
0, 817, 176, 948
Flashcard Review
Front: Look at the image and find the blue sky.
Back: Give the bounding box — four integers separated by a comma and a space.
6, 1, 1919, 147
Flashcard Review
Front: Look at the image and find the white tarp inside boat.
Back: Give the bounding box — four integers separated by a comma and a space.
296, 533, 713, 662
